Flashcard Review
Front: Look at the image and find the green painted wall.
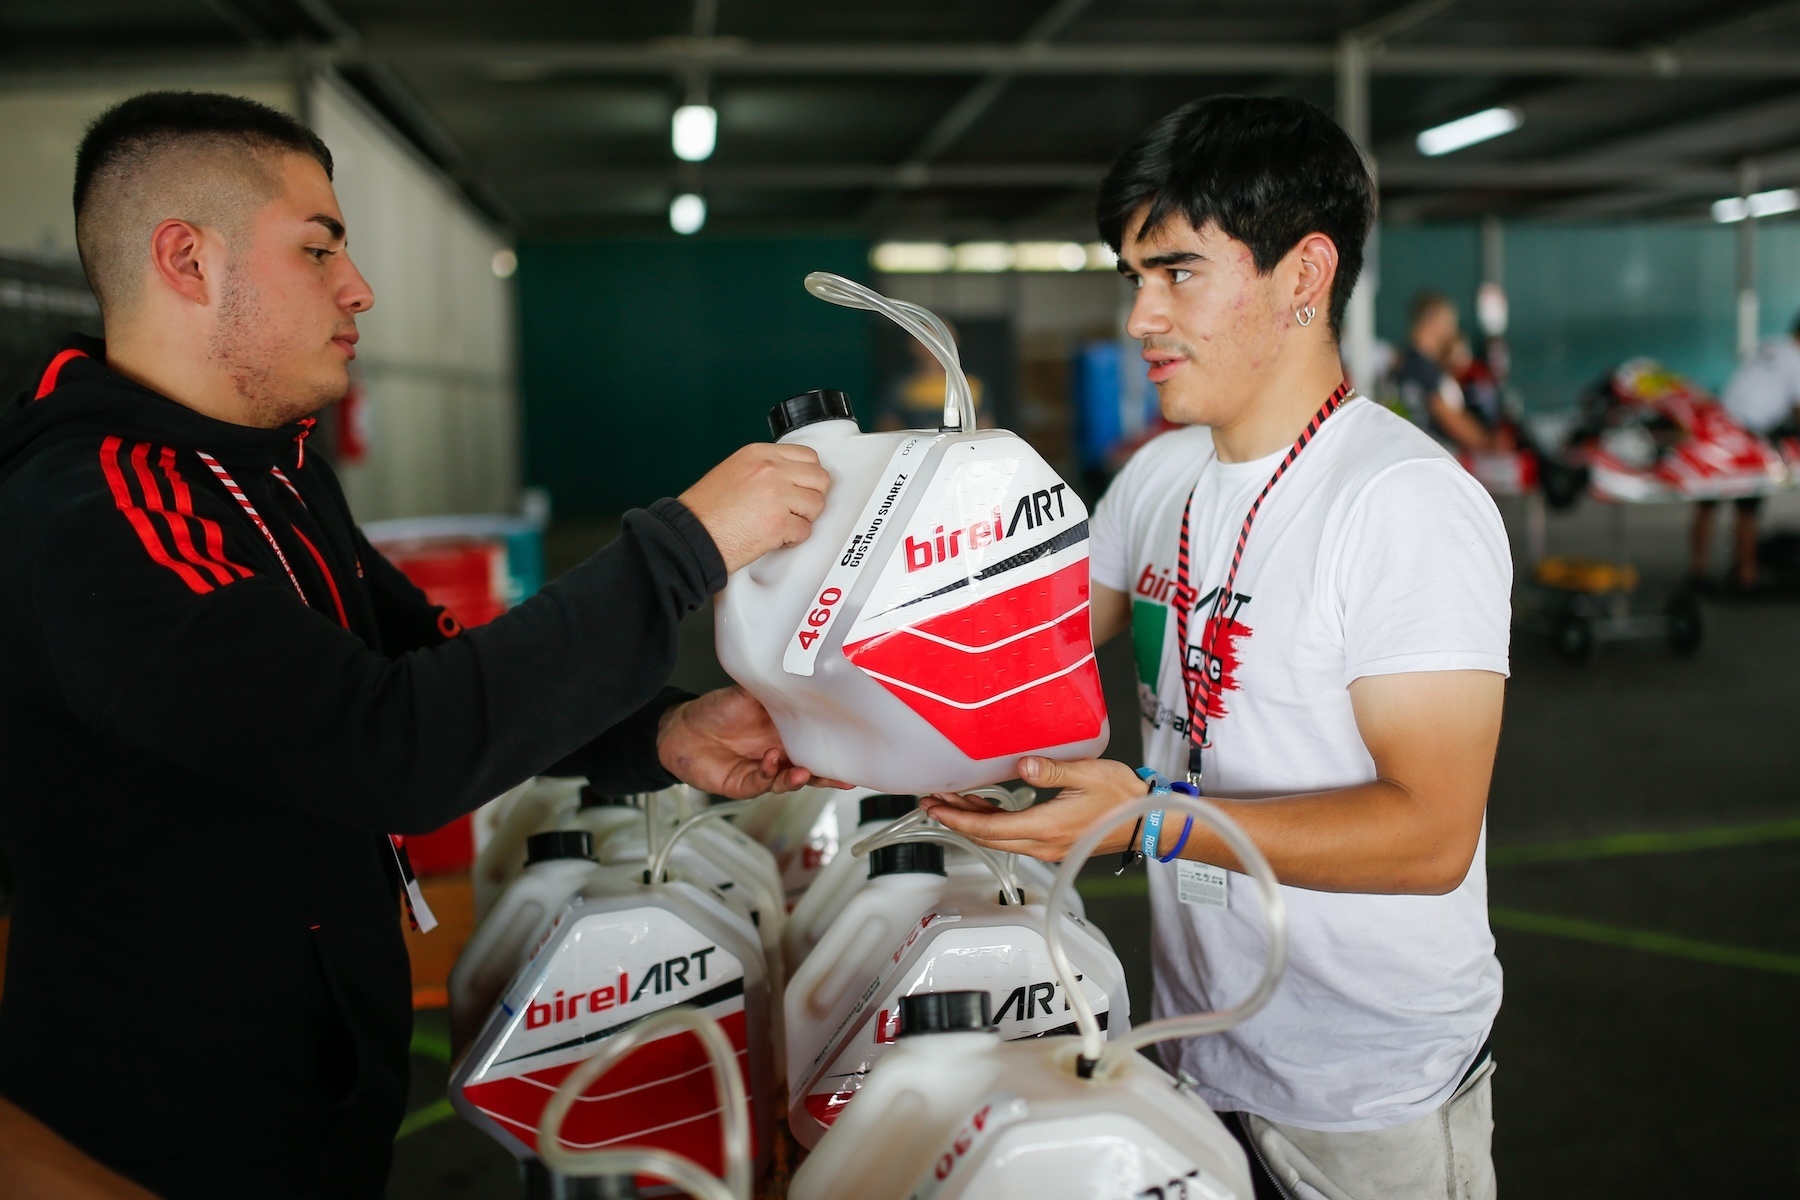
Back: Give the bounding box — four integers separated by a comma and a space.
518, 237, 875, 514
1378, 218, 1800, 412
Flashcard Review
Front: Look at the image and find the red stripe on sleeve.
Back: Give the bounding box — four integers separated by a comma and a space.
34, 348, 89, 400
98, 436, 213, 595
129, 443, 237, 587
289, 524, 349, 628
158, 447, 254, 580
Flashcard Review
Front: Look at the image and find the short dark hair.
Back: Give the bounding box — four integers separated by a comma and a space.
1097, 95, 1375, 336
73, 92, 333, 315
75, 91, 332, 215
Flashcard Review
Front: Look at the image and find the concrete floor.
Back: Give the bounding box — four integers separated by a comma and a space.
391, 491, 1800, 1198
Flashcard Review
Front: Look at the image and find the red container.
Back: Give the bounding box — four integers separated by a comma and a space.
376, 537, 512, 875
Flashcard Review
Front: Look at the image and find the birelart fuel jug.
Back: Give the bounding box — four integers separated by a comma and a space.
787, 992, 1251, 1200
785, 838, 1127, 1147
714, 274, 1108, 795
451, 874, 776, 1185
790, 790, 1291, 1200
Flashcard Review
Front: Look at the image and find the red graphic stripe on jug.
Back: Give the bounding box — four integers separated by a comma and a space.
843, 560, 1104, 758
461, 1006, 756, 1173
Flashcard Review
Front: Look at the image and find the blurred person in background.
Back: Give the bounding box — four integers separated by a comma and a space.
0, 91, 837, 1200
1448, 333, 1506, 432
1690, 312, 1800, 589
875, 318, 988, 430
1396, 290, 1502, 454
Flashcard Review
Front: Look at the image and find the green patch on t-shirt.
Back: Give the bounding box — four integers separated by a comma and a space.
1131, 598, 1167, 688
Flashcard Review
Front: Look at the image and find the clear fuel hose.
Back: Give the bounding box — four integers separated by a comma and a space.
1042, 793, 1287, 1074
850, 810, 1023, 906
648, 800, 757, 885
538, 1005, 750, 1200
804, 272, 977, 432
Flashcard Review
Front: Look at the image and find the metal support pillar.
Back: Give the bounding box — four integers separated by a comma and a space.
1481, 214, 1504, 289
1337, 35, 1378, 392
1736, 161, 1760, 361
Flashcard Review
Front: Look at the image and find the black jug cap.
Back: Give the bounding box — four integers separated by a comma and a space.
769, 389, 856, 439
899, 991, 993, 1038
869, 842, 945, 879
860, 794, 918, 824
525, 829, 594, 866
579, 785, 636, 810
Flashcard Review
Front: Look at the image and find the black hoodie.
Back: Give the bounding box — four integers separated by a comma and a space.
0, 338, 726, 1198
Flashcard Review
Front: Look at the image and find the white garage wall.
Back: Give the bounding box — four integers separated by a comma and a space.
306, 74, 519, 520
0, 78, 296, 261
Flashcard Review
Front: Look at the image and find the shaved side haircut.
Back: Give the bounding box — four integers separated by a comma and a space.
73, 91, 333, 318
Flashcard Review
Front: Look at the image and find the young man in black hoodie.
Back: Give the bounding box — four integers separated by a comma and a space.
0, 92, 834, 1199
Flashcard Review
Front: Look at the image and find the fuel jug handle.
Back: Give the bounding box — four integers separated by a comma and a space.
538, 1004, 751, 1200
647, 799, 758, 885
851, 811, 1023, 906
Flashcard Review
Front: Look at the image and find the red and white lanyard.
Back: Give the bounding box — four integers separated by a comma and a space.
195, 452, 310, 607
1172, 381, 1352, 788
194, 446, 437, 933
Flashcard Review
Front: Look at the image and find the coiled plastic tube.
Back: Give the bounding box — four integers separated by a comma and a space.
1042, 793, 1288, 1073
804, 272, 977, 432
537, 1005, 750, 1200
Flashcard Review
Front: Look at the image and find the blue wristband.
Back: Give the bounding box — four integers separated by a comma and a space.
1158, 816, 1194, 862
1141, 808, 1165, 861
1135, 766, 1172, 792
1156, 781, 1198, 862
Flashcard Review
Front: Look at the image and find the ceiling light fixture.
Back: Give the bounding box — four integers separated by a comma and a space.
1712, 187, 1800, 223
872, 243, 956, 273
869, 242, 1120, 274
670, 193, 707, 235
953, 242, 1015, 272
1416, 106, 1522, 157
1014, 242, 1090, 272
672, 104, 718, 163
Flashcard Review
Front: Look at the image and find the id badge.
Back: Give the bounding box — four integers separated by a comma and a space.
1176, 861, 1228, 909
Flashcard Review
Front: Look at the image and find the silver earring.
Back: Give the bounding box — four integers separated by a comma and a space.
1296, 305, 1316, 327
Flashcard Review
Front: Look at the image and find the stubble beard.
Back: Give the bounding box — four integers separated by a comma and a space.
211, 262, 342, 429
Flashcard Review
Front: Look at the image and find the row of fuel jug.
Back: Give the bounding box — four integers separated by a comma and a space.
446, 778, 1286, 1199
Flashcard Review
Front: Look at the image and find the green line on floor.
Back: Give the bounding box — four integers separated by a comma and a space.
395, 1097, 456, 1141
1488, 818, 1800, 867
1489, 906, 1800, 976
410, 1027, 452, 1063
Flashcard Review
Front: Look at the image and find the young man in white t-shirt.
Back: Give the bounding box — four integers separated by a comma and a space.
922, 96, 1511, 1199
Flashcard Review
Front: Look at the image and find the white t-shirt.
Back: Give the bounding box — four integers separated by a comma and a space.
1723, 337, 1800, 434
1089, 396, 1512, 1132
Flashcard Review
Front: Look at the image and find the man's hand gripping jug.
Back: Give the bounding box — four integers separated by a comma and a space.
716, 274, 1109, 794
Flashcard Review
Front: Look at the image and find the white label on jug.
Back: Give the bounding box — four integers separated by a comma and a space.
839, 438, 1106, 762
907, 1091, 1030, 1200
456, 905, 749, 1158
798, 923, 1113, 1134
1176, 861, 1228, 910
784, 434, 936, 677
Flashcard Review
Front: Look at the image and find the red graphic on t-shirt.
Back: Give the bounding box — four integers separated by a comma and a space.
1193, 611, 1252, 723
1181, 587, 1253, 730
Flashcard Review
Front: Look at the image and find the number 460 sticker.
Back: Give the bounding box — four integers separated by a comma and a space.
794, 586, 843, 652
